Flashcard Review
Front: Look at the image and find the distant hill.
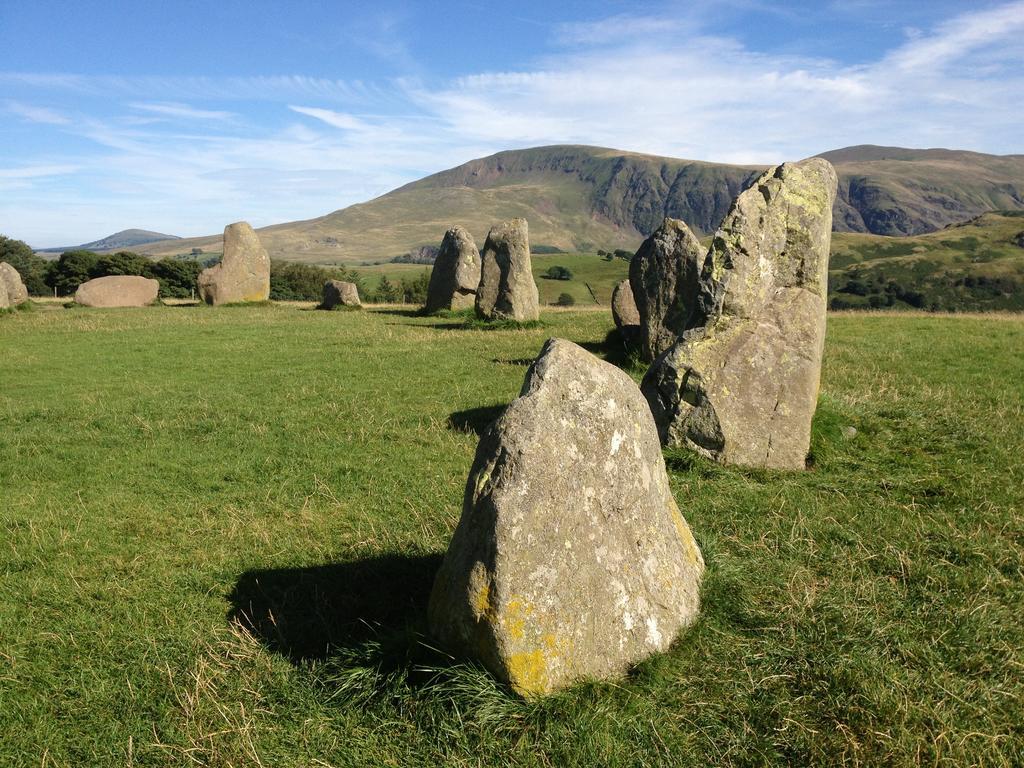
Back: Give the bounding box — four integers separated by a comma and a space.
131, 144, 1024, 264
829, 211, 1024, 311
38, 229, 180, 253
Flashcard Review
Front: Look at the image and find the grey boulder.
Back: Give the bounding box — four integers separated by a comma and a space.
475, 218, 539, 322
321, 280, 361, 309
197, 222, 270, 305
74, 275, 160, 307
610, 279, 640, 328
629, 218, 704, 361
0, 262, 29, 308
641, 158, 838, 470
425, 226, 481, 313
429, 338, 704, 696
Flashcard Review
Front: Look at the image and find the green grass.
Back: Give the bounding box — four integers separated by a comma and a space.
1, 306, 1022, 766
355, 253, 629, 307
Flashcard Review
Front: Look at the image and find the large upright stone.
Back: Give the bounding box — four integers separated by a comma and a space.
475, 218, 539, 322
425, 226, 481, 313
641, 158, 838, 470
0, 262, 29, 308
429, 338, 704, 697
320, 280, 361, 309
197, 222, 270, 305
629, 218, 704, 361
74, 275, 159, 307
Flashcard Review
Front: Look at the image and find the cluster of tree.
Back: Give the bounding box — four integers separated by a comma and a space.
597, 248, 633, 261
0, 236, 202, 298
269, 261, 364, 301
372, 271, 431, 304
543, 265, 573, 281
390, 245, 439, 265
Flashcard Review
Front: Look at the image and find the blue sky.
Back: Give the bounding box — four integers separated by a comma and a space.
2, 0, 1023, 247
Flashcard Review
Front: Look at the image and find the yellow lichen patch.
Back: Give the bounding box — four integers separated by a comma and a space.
506, 648, 550, 697
473, 581, 491, 617
498, 597, 533, 640
669, 500, 703, 568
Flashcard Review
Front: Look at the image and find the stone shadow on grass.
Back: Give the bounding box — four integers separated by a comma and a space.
447, 404, 507, 436
578, 327, 642, 370
228, 552, 443, 664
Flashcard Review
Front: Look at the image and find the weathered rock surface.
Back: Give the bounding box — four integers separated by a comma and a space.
0, 262, 29, 308
1014, 230, 1024, 248
475, 218, 539, 322
641, 158, 838, 470
425, 226, 481, 313
429, 338, 704, 696
197, 222, 270, 305
74, 275, 160, 307
610, 279, 639, 328
629, 218, 705, 361
320, 280, 361, 309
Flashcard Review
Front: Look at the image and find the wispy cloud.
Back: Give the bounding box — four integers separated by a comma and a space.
5, 101, 70, 125
130, 102, 237, 121
0, 163, 79, 179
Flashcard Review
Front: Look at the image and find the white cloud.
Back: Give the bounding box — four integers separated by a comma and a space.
5, 101, 70, 125
130, 102, 236, 121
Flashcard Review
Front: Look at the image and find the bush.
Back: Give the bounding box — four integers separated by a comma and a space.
90, 251, 151, 279
149, 258, 203, 298
544, 266, 573, 281
270, 261, 364, 302
0, 235, 50, 295
556, 292, 576, 306
47, 250, 99, 296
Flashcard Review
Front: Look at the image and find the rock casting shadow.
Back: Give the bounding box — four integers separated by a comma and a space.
447, 404, 507, 436
491, 357, 534, 366
228, 552, 443, 664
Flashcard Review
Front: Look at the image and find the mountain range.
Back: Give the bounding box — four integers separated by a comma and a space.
110, 144, 1024, 264
38, 229, 180, 253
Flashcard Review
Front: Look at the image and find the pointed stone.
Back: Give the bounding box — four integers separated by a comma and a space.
610, 279, 639, 328
425, 226, 481, 313
641, 158, 838, 470
197, 222, 270, 306
629, 218, 704, 361
429, 338, 704, 696
475, 218, 539, 322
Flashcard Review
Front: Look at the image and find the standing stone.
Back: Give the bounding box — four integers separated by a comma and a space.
641, 158, 838, 470
197, 222, 270, 305
425, 226, 481, 313
429, 338, 704, 697
610, 279, 639, 328
475, 218, 539, 322
320, 280, 361, 309
629, 218, 705, 362
0, 262, 29, 307
74, 275, 160, 307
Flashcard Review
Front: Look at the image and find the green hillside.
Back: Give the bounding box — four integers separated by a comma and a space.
828, 212, 1024, 311
133, 144, 1024, 265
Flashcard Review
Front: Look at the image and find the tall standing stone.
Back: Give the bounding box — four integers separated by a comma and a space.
475, 218, 539, 322
0, 262, 29, 308
425, 226, 481, 313
197, 222, 270, 306
429, 338, 704, 697
641, 158, 838, 470
629, 218, 705, 361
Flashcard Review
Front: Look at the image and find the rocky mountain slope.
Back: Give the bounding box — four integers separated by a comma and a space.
132, 144, 1024, 264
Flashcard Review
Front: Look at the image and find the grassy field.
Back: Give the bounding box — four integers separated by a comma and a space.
357, 253, 630, 306
1, 305, 1022, 766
